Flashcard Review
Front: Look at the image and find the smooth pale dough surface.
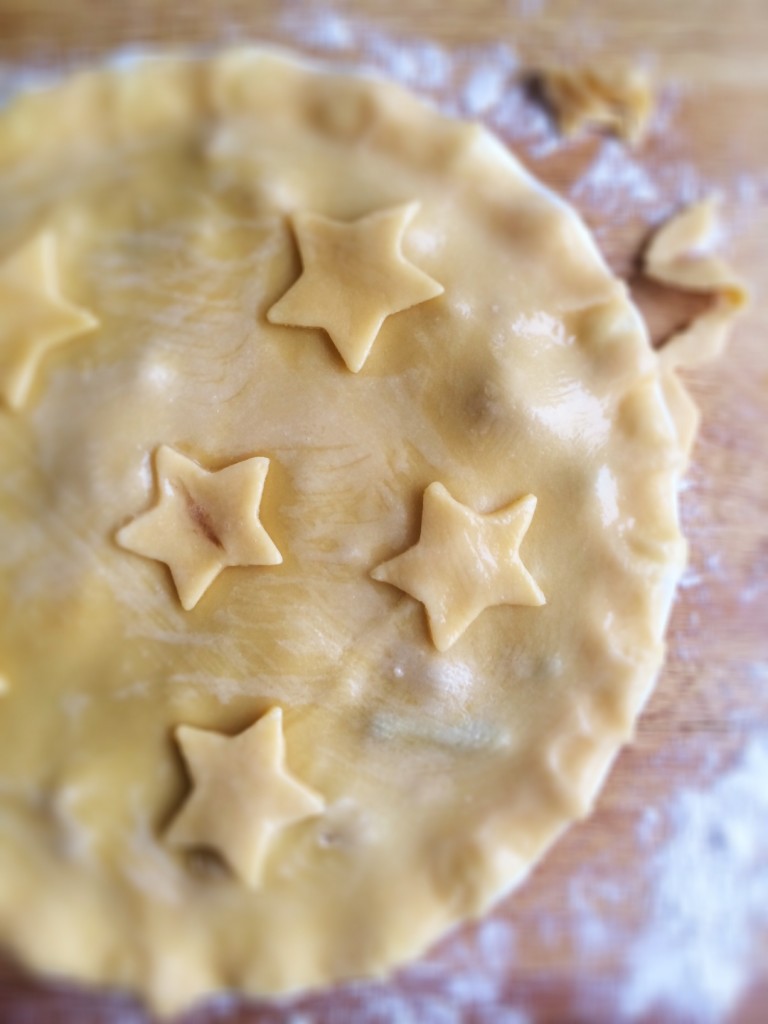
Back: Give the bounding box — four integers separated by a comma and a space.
0, 50, 693, 1015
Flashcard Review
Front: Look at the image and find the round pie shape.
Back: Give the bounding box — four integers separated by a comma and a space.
0, 50, 690, 1013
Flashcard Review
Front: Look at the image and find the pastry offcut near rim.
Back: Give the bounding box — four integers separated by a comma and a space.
0, 48, 704, 1015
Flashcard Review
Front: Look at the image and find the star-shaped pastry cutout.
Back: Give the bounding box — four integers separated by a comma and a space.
116, 446, 282, 610
0, 231, 98, 409
371, 483, 545, 651
167, 707, 325, 888
266, 202, 444, 372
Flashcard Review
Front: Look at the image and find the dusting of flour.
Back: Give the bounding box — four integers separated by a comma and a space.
622, 738, 768, 1021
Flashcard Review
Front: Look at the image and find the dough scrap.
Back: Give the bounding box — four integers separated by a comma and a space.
538, 64, 653, 145
0, 50, 696, 1014
643, 198, 749, 370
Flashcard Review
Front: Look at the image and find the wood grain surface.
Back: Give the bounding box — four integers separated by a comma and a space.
0, 2, 766, 1022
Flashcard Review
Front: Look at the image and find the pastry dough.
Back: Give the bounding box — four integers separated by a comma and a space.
167, 707, 325, 888
0, 50, 695, 1014
643, 198, 748, 369
117, 446, 283, 610
539, 64, 653, 145
371, 484, 545, 652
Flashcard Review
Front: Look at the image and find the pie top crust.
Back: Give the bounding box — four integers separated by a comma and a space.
0, 49, 692, 1013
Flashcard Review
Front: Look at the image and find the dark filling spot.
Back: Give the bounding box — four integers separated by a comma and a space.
180, 484, 224, 549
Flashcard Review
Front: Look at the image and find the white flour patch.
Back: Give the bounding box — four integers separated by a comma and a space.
679, 549, 724, 593
270, 917, 527, 1024
622, 737, 768, 1022
354, 919, 526, 1024
571, 139, 660, 218
278, 6, 454, 97
425, 657, 477, 701
456, 45, 518, 117
653, 152, 714, 212
292, 10, 355, 52
490, 85, 558, 155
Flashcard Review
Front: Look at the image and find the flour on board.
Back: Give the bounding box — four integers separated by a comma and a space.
623, 738, 768, 1021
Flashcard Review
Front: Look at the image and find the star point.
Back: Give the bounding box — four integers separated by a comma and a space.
371, 482, 545, 651
167, 707, 324, 888
117, 446, 282, 610
0, 231, 98, 409
267, 202, 444, 372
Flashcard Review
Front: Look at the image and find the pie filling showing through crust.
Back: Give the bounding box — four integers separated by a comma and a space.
0, 49, 698, 1014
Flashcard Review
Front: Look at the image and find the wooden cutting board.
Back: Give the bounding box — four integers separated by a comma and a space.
0, 3, 766, 1022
